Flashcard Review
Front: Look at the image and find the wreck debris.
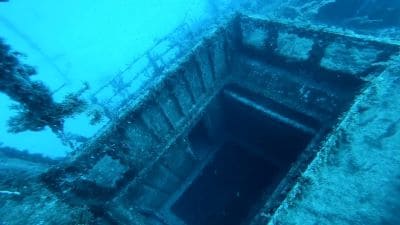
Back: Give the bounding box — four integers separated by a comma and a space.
0, 39, 87, 133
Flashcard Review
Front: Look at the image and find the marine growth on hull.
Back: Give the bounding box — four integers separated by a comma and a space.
1, 1, 400, 225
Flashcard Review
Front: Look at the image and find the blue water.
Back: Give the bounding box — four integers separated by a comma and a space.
0, 0, 238, 157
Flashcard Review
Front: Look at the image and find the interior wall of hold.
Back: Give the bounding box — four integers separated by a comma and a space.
220, 89, 314, 167
173, 85, 315, 225
172, 143, 281, 225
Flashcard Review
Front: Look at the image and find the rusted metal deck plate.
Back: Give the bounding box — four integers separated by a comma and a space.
42, 13, 400, 225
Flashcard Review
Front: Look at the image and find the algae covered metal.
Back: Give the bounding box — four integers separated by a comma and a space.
1, 12, 400, 225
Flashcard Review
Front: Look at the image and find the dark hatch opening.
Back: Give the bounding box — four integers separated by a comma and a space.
171, 86, 316, 225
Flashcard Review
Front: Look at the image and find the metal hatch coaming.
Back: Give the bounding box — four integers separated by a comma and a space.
41, 13, 400, 225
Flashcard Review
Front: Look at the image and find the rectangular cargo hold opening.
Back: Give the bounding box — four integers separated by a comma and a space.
171, 85, 323, 225
38, 13, 399, 225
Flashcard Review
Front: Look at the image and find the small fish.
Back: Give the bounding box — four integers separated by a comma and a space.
136, 207, 170, 225
0, 190, 21, 196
